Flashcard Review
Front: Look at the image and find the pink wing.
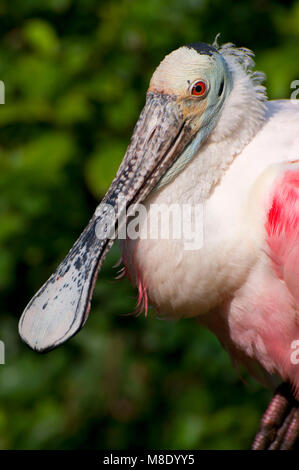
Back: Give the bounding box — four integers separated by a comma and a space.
264, 164, 299, 397
266, 166, 299, 303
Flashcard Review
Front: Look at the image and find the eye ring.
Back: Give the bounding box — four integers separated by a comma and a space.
189, 79, 208, 97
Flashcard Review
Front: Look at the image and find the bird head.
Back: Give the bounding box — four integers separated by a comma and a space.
111, 42, 233, 196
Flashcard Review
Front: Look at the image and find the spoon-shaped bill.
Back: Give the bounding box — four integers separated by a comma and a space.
19, 92, 193, 352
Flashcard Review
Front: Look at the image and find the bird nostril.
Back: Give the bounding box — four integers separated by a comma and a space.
148, 126, 157, 143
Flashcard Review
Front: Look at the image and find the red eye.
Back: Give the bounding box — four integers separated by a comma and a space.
191, 80, 207, 97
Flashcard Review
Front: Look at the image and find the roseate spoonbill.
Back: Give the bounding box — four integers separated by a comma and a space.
19, 41, 299, 449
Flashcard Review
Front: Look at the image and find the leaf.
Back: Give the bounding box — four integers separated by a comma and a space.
23, 19, 59, 57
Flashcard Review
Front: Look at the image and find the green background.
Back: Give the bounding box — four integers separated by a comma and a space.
0, 0, 298, 450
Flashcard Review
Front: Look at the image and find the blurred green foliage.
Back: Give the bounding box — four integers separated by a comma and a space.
0, 0, 298, 450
